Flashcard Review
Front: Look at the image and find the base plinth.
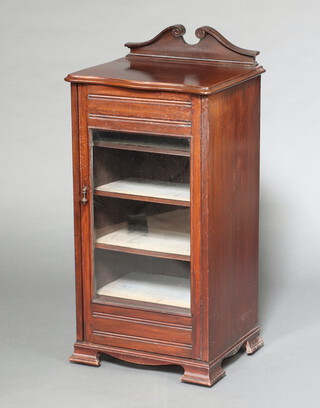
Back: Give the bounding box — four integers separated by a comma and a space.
69, 329, 263, 386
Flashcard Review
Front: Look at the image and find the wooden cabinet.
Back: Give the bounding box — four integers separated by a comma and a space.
65, 25, 265, 386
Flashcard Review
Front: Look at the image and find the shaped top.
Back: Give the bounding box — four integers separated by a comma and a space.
125, 25, 259, 66
65, 25, 265, 95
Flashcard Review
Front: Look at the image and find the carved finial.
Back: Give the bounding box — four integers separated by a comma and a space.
126, 25, 260, 66
172, 25, 186, 38
195, 26, 259, 57
195, 27, 206, 40
125, 25, 186, 50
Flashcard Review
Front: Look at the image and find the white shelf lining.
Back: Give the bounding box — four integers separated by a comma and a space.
95, 178, 190, 202
96, 209, 190, 257
97, 271, 190, 308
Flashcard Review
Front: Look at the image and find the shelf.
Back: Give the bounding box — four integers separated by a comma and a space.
95, 209, 190, 261
93, 132, 190, 157
96, 271, 190, 309
95, 178, 190, 206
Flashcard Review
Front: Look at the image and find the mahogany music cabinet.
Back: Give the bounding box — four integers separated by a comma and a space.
65, 25, 265, 386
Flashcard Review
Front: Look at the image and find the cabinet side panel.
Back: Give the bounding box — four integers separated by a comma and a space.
207, 77, 261, 359
71, 84, 84, 341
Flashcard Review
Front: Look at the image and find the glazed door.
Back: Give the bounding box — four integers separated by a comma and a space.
77, 85, 201, 358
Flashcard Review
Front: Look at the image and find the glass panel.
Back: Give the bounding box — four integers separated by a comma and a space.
94, 198, 190, 259
92, 130, 190, 311
94, 250, 190, 309
93, 143, 190, 205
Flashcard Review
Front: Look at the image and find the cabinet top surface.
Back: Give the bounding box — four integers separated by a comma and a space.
65, 25, 265, 95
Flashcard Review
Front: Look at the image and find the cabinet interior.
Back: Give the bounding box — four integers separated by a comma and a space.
94, 250, 190, 310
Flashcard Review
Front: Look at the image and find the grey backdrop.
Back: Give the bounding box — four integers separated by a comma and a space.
1, 1, 320, 407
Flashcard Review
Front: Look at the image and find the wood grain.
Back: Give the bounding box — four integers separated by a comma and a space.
67, 26, 265, 386
70, 326, 263, 385
65, 26, 265, 94
205, 77, 262, 361
88, 94, 192, 122
65, 58, 265, 95
70, 84, 84, 342
126, 25, 259, 66
92, 310, 192, 343
91, 302, 192, 324
77, 84, 94, 343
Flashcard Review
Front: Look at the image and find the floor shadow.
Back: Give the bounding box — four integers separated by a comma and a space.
100, 348, 247, 382
100, 353, 184, 375
221, 348, 245, 370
